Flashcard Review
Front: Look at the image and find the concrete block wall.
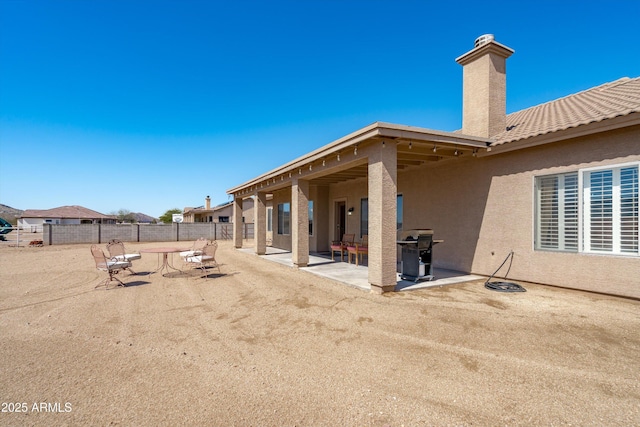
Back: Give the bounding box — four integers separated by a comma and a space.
138, 224, 177, 242
101, 224, 140, 242
177, 223, 216, 241
42, 223, 254, 245
47, 224, 99, 245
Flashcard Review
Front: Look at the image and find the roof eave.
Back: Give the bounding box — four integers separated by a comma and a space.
478, 113, 640, 157
226, 122, 490, 194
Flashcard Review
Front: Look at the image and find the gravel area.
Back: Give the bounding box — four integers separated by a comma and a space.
0, 240, 639, 426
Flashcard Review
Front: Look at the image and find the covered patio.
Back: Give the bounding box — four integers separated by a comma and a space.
238, 246, 483, 292
228, 122, 489, 293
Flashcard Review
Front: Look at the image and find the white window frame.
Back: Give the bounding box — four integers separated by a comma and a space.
534, 161, 639, 256
581, 162, 639, 256
534, 172, 579, 252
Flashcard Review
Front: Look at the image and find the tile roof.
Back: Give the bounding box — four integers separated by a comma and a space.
20, 205, 111, 219
493, 76, 640, 145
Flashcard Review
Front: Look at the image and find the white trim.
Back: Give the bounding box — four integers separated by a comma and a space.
534, 161, 639, 257
582, 162, 639, 256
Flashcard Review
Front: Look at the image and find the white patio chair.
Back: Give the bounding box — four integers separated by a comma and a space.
183, 241, 221, 279
91, 244, 132, 289
106, 239, 141, 275
179, 237, 208, 258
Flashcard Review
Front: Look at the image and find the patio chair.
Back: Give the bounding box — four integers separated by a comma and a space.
330, 233, 355, 261
91, 244, 132, 289
347, 234, 368, 266
179, 238, 208, 269
179, 237, 208, 258
106, 239, 141, 275
183, 241, 221, 278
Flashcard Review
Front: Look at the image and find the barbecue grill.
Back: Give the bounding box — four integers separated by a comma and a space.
397, 229, 441, 282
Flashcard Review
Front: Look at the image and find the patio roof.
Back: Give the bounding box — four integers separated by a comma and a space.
227, 121, 490, 195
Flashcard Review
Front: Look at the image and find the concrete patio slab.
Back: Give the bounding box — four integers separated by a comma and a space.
238, 246, 484, 292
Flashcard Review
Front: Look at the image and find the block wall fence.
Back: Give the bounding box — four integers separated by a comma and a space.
42, 223, 254, 245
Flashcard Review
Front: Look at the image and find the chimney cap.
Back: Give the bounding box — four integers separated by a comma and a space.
474, 34, 494, 47
455, 35, 514, 66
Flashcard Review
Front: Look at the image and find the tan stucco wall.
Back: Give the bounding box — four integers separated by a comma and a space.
327, 177, 368, 244
204, 199, 254, 223
242, 198, 255, 224
259, 127, 639, 298
399, 126, 640, 299
271, 185, 333, 253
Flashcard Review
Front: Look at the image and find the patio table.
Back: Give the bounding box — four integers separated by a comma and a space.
140, 247, 186, 276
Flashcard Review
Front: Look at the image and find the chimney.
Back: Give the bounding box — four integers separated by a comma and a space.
205, 195, 211, 210
455, 34, 514, 138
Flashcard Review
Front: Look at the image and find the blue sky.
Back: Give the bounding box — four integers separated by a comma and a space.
1, 0, 639, 218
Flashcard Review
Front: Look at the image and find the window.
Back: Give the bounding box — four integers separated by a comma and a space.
535, 173, 579, 251
278, 203, 290, 235
535, 164, 638, 255
359, 195, 402, 237
218, 216, 229, 223
360, 198, 368, 237
267, 207, 272, 232
584, 165, 638, 254
397, 194, 403, 231
308, 200, 314, 236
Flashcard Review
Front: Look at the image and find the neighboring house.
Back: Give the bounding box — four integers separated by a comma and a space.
183, 196, 255, 224
18, 205, 116, 231
227, 35, 639, 299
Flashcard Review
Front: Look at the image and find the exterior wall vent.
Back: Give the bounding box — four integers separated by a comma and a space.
474, 34, 494, 47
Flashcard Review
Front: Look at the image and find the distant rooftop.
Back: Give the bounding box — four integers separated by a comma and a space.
20, 205, 111, 219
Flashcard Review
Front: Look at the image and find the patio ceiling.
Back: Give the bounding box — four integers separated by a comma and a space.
307, 138, 482, 186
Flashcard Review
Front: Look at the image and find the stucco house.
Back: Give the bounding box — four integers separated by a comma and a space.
18, 205, 116, 232
183, 196, 255, 224
227, 35, 640, 299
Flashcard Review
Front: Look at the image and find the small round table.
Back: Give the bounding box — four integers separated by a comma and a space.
140, 247, 187, 276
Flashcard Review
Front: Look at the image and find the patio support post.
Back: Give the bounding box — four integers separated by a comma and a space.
368, 140, 398, 293
254, 192, 267, 255
233, 196, 243, 248
291, 178, 309, 267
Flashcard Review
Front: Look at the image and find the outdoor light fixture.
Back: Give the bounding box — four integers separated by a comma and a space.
382, 140, 386, 148
433, 145, 437, 153
454, 149, 459, 156
309, 164, 312, 171
409, 141, 412, 149
322, 159, 325, 166
348, 207, 354, 215
354, 146, 357, 155
337, 153, 340, 161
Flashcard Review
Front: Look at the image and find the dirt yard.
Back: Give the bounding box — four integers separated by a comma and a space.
0, 240, 638, 426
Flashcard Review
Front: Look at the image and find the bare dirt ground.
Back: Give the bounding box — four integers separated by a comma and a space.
0, 239, 638, 426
